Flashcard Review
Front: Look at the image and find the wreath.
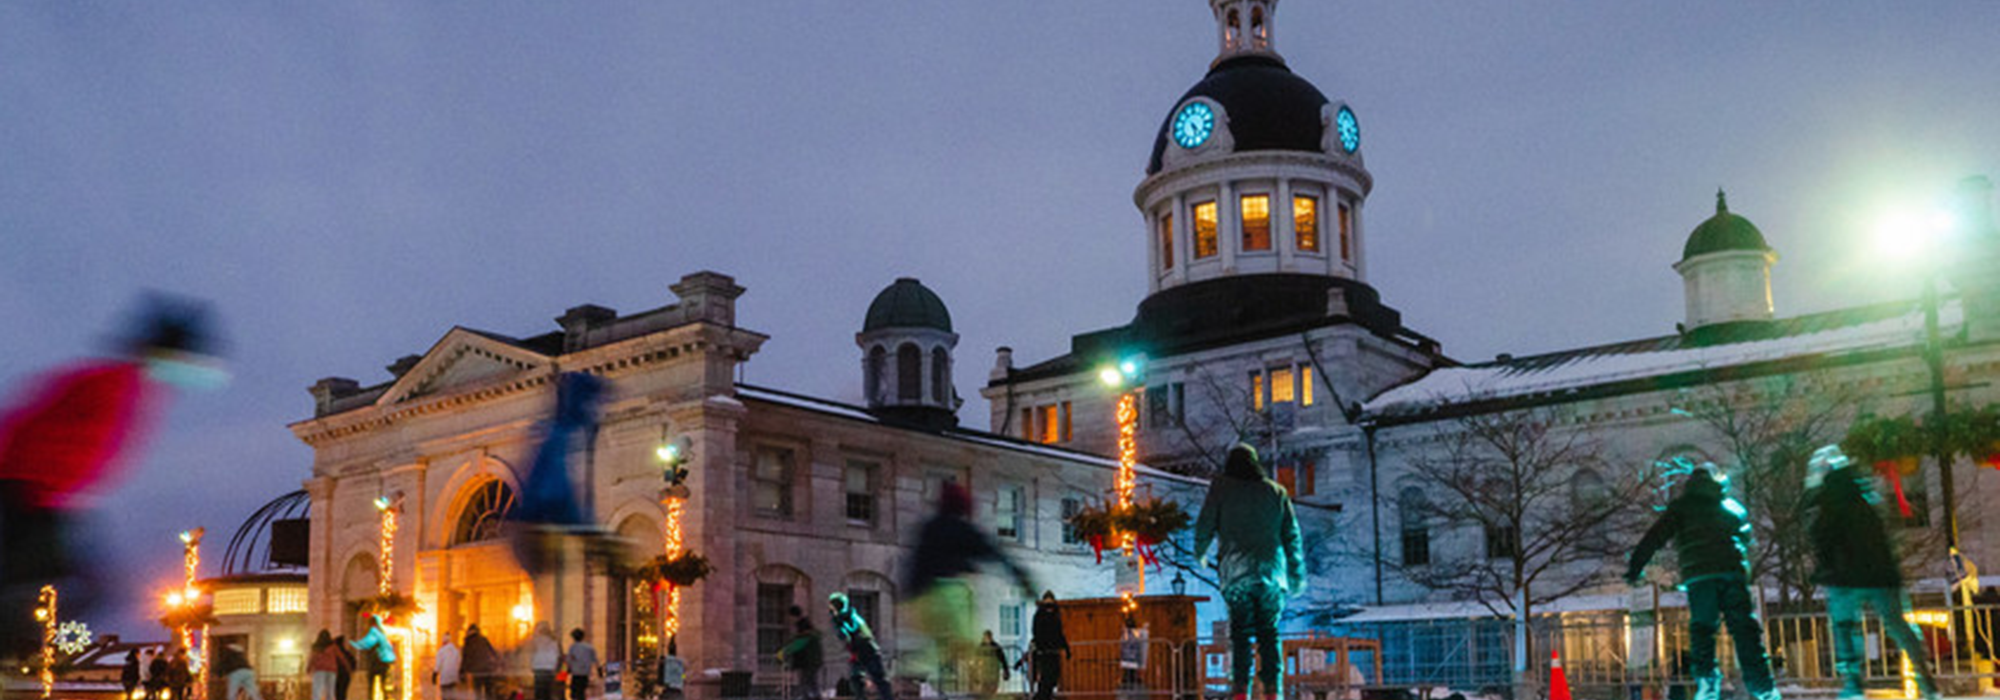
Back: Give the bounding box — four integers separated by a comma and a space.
1064, 496, 1191, 565
628, 552, 714, 588
347, 591, 422, 623
158, 602, 218, 632
1841, 407, 2000, 517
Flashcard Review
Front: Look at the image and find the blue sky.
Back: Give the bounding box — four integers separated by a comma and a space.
5, 2, 1999, 635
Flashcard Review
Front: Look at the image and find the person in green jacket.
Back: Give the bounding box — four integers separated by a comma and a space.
777, 617, 824, 700
1805, 445, 1937, 700
1193, 444, 1304, 700
1627, 468, 1778, 700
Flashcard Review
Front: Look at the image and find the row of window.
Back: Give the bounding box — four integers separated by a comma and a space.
1020, 401, 1073, 444
753, 444, 1095, 547
1251, 364, 1316, 411
1158, 194, 1352, 271
864, 343, 951, 405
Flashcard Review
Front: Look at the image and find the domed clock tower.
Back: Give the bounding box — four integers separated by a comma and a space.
1136, 0, 1373, 295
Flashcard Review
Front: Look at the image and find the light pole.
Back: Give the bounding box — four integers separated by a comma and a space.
1878, 207, 1963, 550
1098, 356, 1146, 612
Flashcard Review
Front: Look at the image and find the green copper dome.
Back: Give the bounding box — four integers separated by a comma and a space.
864, 278, 952, 332
1683, 190, 1770, 260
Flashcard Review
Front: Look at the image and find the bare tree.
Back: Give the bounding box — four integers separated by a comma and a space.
1389, 407, 1657, 625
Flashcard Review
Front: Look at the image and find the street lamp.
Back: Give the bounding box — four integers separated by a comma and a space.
1097, 355, 1147, 607
1874, 205, 1965, 551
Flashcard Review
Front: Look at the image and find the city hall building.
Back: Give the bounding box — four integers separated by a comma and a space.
295, 0, 2000, 695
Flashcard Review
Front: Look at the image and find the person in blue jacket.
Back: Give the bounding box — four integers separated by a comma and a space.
351, 614, 398, 700
1627, 468, 1778, 700
1193, 444, 1304, 700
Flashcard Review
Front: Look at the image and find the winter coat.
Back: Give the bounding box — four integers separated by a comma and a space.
147, 656, 170, 689
1030, 604, 1068, 656
778, 628, 823, 672
1627, 475, 1751, 583
1193, 450, 1306, 595
121, 653, 141, 687
460, 632, 501, 676
353, 624, 397, 665
214, 646, 251, 676
528, 632, 562, 672
904, 513, 1024, 596
1808, 465, 1904, 588
514, 373, 603, 527
434, 642, 462, 687
0, 361, 153, 509
828, 597, 876, 649
309, 644, 343, 674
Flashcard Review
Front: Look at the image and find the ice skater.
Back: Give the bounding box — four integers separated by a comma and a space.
828, 593, 892, 700
1627, 468, 1778, 700
1805, 445, 1938, 700
1192, 444, 1305, 700
901, 482, 1036, 696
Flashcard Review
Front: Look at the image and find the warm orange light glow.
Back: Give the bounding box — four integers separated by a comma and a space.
39, 586, 56, 699
1115, 393, 1146, 595
1194, 201, 1219, 258
379, 504, 398, 595
662, 492, 687, 640
1294, 196, 1320, 253
1241, 195, 1271, 251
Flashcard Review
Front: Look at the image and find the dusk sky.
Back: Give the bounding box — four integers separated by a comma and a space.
6, 2, 2000, 635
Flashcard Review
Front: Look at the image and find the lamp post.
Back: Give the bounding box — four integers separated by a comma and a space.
1879, 208, 1964, 551
177, 528, 205, 700
1098, 356, 1146, 613
657, 435, 694, 645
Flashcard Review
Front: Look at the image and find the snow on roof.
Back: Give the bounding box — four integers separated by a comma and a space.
1365, 299, 1956, 418
734, 384, 1203, 486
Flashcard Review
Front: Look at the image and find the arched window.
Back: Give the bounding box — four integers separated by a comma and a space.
452, 479, 516, 546
1398, 486, 1430, 566
1226, 9, 1242, 46
1251, 5, 1267, 42
897, 343, 922, 402
866, 346, 887, 404
1570, 468, 1609, 511
930, 347, 950, 404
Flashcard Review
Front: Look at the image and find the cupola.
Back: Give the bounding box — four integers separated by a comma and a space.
1673, 190, 1777, 333
856, 278, 960, 429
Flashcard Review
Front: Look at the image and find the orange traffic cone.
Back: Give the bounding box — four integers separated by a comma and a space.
1549, 650, 1571, 700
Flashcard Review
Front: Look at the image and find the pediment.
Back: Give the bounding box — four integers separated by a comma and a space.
376, 328, 552, 405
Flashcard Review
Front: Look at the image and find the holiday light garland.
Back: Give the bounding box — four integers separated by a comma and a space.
1116, 393, 1143, 613
38, 585, 56, 699
180, 529, 206, 699
663, 496, 685, 640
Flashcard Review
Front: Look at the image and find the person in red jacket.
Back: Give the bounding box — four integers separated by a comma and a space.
0, 298, 224, 662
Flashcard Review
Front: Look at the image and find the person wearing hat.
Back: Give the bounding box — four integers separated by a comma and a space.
216, 641, 264, 700
1627, 467, 1778, 700
350, 614, 398, 700
0, 296, 226, 660
1805, 445, 1939, 700
828, 592, 891, 700
1193, 444, 1304, 700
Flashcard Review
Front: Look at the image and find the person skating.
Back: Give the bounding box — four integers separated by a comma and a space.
1804, 445, 1939, 700
1627, 468, 1779, 700
901, 482, 1036, 694
0, 299, 225, 660
528, 622, 563, 700
1192, 444, 1305, 700
310, 631, 343, 700
828, 593, 892, 700
778, 617, 825, 700
333, 635, 357, 700
1016, 592, 1069, 700
973, 630, 1008, 697
351, 614, 397, 700
459, 625, 501, 700
216, 642, 266, 700
564, 629, 597, 700
434, 632, 463, 700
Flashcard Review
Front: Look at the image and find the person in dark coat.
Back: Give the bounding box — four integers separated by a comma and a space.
828, 593, 892, 700
333, 636, 358, 700
1627, 468, 1778, 700
1018, 592, 1069, 700
122, 649, 143, 700
973, 630, 1008, 697
902, 483, 1036, 691
1193, 444, 1305, 700
147, 649, 172, 700
459, 625, 502, 700
778, 617, 824, 700
168, 647, 193, 700
1805, 445, 1938, 700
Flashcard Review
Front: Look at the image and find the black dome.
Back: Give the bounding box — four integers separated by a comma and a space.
1147, 56, 1331, 175
1682, 191, 1770, 260
864, 278, 952, 333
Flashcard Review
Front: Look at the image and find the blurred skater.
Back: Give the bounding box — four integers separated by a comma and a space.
828, 593, 892, 700
0, 298, 224, 660
1192, 444, 1304, 700
1627, 468, 1778, 700
351, 614, 397, 700
973, 631, 1007, 697
1805, 446, 1938, 700
778, 617, 823, 700
901, 483, 1035, 695
508, 373, 627, 578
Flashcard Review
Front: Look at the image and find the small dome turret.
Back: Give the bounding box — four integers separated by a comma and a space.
1682, 190, 1770, 261
1673, 189, 1778, 334
857, 278, 960, 430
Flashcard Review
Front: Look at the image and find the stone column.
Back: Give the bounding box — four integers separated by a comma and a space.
673, 395, 746, 698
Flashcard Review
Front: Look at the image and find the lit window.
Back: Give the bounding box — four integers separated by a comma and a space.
1040, 405, 1059, 444
1194, 202, 1218, 258
1251, 372, 1266, 411
1301, 366, 1314, 406
753, 446, 794, 517
213, 588, 261, 616
846, 460, 878, 524
452, 480, 515, 546
1060, 401, 1072, 442
1241, 195, 1271, 251
1338, 202, 1353, 261
1159, 213, 1175, 269
1294, 196, 1320, 252
996, 486, 1024, 541
268, 587, 309, 614
1271, 367, 1295, 403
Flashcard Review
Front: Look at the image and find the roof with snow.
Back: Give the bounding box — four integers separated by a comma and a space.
1363, 297, 1960, 424
735, 384, 1204, 486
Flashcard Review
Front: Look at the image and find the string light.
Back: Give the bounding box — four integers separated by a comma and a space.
662, 492, 686, 641
38, 585, 56, 699
373, 495, 411, 700
1115, 393, 1145, 596
179, 529, 206, 698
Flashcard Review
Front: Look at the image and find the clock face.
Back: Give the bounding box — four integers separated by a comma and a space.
1335, 106, 1360, 154
1172, 102, 1216, 149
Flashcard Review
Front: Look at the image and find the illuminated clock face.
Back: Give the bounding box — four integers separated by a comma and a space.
1335, 106, 1361, 154
1172, 102, 1215, 149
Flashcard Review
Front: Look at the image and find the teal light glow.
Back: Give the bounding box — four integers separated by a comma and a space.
1172, 102, 1215, 149
1335, 106, 1360, 154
